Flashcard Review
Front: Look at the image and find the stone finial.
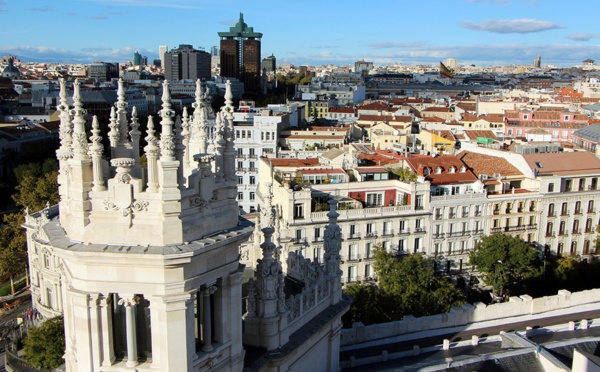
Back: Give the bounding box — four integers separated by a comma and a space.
323, 199, 342, 277
144, 116, 160, 192
89, 116, 103, 156
224, 80, 233, 111
129, 106, 140, 139
181, 107, 190, 140
159, 80, 176, 161
108, 106, 119, 149
70, 79, 89, 160
56, 78, 73, 160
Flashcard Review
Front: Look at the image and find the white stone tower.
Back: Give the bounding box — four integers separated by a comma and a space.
25, 78, 251, 371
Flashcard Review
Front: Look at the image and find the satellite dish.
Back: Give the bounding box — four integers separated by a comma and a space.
393, 130, 399, 135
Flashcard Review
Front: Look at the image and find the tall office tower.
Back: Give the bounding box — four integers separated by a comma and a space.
534, 55, 542, 68
443, 57, 459, 71
133, 51, 142, 66
163, 44, 211, 81
88, 61, 119, 82
218, 13, 262, 92
210, 45, 219, 57
159, 45, 168, 69
261, 54, 276, 73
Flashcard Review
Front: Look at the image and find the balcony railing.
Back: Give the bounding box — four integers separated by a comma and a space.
462, 212, 469, 218
293, 238, 307, 244
433, 233, 445, 239
312, 237, 323, 243
435, 214, 443, 220
491, 227, 503, 233
493, 210, 500, 215
415, 227, 426, 233
572, 229, 581, 235
365, 231, 378, 238
545, 232, 554, 237
449, 213, 456, 219
398, 228, 411, 234
348, 233, 361, 239
574, 209, 582, 215
548, 212, 556, 217
588, 209, 596, 214
382, 229, 394, 236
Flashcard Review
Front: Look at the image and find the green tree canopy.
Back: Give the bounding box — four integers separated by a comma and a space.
24, 316, 65, 369
0, 159, 59, 279
343, 247, 464, 327
469, 234, 542, 297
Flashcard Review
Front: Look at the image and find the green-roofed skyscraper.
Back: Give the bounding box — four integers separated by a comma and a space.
218, 13, 263, 92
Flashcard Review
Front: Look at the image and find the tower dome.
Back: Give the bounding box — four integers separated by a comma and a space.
1, 56, 20, 79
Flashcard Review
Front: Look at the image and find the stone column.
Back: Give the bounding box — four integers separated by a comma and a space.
119, 296, 139, 367
99, 295, 115, 367
202, 284, 216, 352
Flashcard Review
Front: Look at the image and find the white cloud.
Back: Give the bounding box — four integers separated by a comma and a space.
461, 18, 565, 34
0, 45, 156, 63
366, 42, 425, 49
566, 33, 600, 41
80, 0, 201, 10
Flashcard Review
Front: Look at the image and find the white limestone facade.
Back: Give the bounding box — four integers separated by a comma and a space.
25, 78, 252, 371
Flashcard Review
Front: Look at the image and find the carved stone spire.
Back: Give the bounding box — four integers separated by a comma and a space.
129, 106, 141, 160
89, 116, 106, 191
255, 227, 279, 318
108, 106, 119, 156
116, 78, 129, 148
70, 79, 89, 160
323, 199, 342, 278
181, 107, 192, 171
192, 79, 208, 154
159, 80, 176, 161
56, 78, 72, 162
144, 116, 160, 192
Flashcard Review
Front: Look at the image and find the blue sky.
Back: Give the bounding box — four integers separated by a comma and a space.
1, 0, 599, 67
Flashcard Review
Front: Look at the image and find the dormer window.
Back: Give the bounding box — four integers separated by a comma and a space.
523, 114, 529, 120
449, 166, 456, 174
435, 167, 442, 174
460, 166, 466, 173
423, 168, 430, 176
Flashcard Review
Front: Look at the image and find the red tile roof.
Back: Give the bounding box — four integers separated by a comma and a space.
405, 155, 478, 185
463, 130, 498, 140
265, 158, 320, 167
458, 151, 522, 177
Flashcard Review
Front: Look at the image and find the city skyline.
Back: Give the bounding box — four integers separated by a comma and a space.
1, 0, 600, 67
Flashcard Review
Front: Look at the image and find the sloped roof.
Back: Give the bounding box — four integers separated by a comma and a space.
523, 152, 600, 175
458, 151, 522, 177
405, 155, 478, 185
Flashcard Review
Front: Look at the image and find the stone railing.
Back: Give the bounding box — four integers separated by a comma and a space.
308, 205, 413, 223
341, 288, 600, 347
285, 278, 332, 335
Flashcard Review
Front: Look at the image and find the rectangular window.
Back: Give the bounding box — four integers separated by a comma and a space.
415, 195, 424, 209
250, 176, 256, 185
237, 148, 243, 156
366, 193, 383, 207
365, 242, 372, 258
237, 192, 243, 200
398, 239, 405, 251
237, 176, 243, 185
294, 203, 304, 219
548, 183, 554, 192
249, 192, 255, 201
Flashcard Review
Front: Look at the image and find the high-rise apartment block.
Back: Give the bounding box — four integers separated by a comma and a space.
163, 44, 211, 82
262, 54, 276, 73
158, 45, 167, 69
218, 13, 262, 92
